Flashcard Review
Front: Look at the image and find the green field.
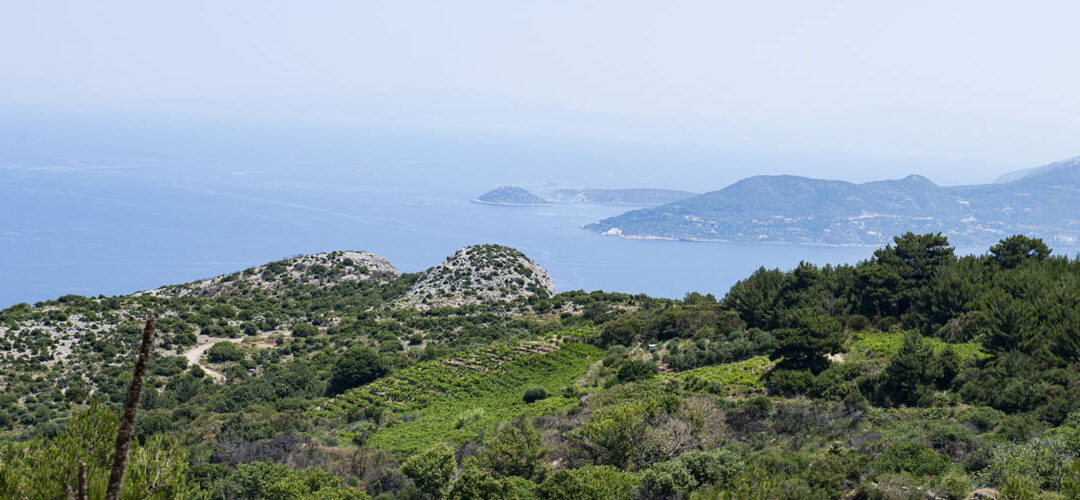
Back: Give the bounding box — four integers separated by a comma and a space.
323, 340, 603, 456
662, 356, 773, 396
847, 331, 986, 363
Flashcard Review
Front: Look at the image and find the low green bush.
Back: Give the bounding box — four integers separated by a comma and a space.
523, 386, 548, 403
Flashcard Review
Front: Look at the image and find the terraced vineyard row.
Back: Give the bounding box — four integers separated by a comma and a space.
318, 340, 598, 416
662, 356, 773, 397
361, 340, 603, 456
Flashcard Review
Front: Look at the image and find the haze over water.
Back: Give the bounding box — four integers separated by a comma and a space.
1, 116, 891, 307
5, 2, 1079, 307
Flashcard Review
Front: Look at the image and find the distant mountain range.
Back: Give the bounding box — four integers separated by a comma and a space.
585, 156, 1080, 248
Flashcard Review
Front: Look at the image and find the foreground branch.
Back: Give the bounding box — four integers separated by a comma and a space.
104, 314, 155, 500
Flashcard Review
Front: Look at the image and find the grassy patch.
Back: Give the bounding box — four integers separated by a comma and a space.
326, 341, 603, 456
661, 356, 773, 396
847, 332, 986, 365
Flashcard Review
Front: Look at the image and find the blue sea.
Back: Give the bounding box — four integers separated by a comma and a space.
0, 112, 902, 307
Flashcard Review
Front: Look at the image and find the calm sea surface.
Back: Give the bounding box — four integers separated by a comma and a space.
0, 117, 971, 307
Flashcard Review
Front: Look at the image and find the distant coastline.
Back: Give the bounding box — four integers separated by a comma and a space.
471, 199, 550, 207
585, 156, 1080, 248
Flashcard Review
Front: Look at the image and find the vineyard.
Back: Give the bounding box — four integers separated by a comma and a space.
846, 331, 986, 366
662, 356, 772, 397
320, 339, 603, 456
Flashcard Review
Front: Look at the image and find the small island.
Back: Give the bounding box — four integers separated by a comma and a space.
473, 186, 550, 206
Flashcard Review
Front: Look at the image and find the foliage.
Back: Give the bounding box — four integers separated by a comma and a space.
636, 459, 697, 499
0, 403, 191, 499
770, 309, 843, 373
872, 442, 950, 478
291, 323, 320, 338
7, 235, 1080, 498
677, 448, 744, 488
1000, 475, 1040, 500
872, 332, 944, 407
663, 356, 771, 397
936, 470, 973, 500
447, 460, 538, 500
232, 462, 368, 500
327, 346, 388, 396
523, 387, 549, 404
346, 342, 602, 456
536, 466, 638, 500
991, 235, 1052, 269
571, 394, 694, 470
479, 419, 546, 480
207, 341, 244, 363
401, 443, 454, 497
616, 360, 658, 383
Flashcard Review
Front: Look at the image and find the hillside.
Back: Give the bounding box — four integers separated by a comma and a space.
473, 186, 550, 206
398, 244, 555, 310
586, 155, 1080, 247
6, 233, 1080, 499
319, 339, 601, 456
0, 244, 547, 437
142, 250, 400, 298
549, 188, 698, 206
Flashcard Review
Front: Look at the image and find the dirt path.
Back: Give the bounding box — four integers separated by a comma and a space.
182, 337, 241, 382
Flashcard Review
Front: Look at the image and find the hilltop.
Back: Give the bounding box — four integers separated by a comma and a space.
586, 155, 1080, 247
473, 186, 550, 206
141, 251, 400, 298
398, 244, 555, 310
0, 244, 554, 431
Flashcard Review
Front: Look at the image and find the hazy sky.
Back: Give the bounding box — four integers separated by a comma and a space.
2, 0, 1079, 183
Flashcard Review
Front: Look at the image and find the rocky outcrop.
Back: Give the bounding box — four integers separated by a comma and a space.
398, 245, 554, 310
143, 251, 399, 298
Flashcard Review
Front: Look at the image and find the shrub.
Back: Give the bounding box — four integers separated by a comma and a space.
523, 386, 549, 404
636, 459, 697, 499
479, 419, 545, 480
64, 385, 89, 403
401, 443, 455, 497
603, 346, 630, 367
616, 360, 658, 383
999, 475, 1038, 500
0, 403, 193, 499
936, 470, 971, 500
327, 347, 387, 396
873, 442, 949, 478
538, 469, 584, 500
291, 323, 319, 338
767, 369, 815, 396
151, 355, 189, 377
538, 466, 637, 500
207, 303, 236, 319
447, 463, 506, 500
206, 342, 244, 363
678, 448, 743, 487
